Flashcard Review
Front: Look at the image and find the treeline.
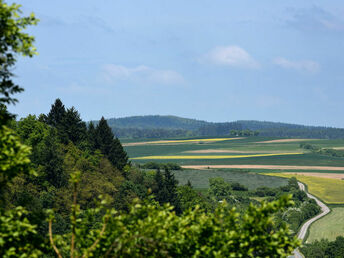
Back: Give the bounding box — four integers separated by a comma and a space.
98, 116, 344, 139
138, 162, 182, 170
230, 129, 259, 136
300, 143, 344, 158
300, 236, 344, 258
197, 122, 242, 136
113, 127, 193, 139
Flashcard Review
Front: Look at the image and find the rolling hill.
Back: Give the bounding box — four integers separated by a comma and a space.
92, 115, 344, 139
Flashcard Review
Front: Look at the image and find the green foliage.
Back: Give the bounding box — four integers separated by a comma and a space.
0, 0, 38, 109
300, 236, 344, 258
0, 207, 43, 257
0, 125, 33, 194
208, 177, 232, 202
177, 184, 214, 212
48, 195, 299, 257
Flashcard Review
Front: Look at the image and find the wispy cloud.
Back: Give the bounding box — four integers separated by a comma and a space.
201, 45, 260, 69
287, 6, 344, 33
273, 58, 320, 73
102, 64, 185, 85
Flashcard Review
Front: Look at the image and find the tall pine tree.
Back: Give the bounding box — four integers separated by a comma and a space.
63, 107, 87, 145
46, 98, 66, 127
94, 117, 128, 171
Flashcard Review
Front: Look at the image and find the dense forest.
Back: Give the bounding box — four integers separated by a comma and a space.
101, 115, 344, 139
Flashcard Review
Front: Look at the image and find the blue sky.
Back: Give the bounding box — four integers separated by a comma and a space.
9, 0, 344, 127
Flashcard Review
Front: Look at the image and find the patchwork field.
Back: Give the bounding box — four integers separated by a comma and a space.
307, 207, 344, 242
125, 136, 344, 167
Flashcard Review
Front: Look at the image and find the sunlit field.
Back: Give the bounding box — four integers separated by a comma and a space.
307, 207, 344, 242
263, 173, 344, 204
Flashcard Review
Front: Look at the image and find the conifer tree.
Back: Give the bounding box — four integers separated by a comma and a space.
46, 99, 66, 127
163, 167, 181, 213
40, 128, 67, 188
87, 122, 97, 149
64, 107, 87, 145
94, 117, 128, 170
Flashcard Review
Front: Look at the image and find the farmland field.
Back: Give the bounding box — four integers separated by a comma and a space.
126, 136, 344, 203
307, 207, 344, 242
125, 136, 344, 167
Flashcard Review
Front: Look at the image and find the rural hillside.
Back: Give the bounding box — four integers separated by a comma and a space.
98, 115, 344, 139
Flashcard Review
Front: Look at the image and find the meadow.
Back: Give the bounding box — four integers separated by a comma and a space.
173, 169, 288, 190
307, 207, 344, 242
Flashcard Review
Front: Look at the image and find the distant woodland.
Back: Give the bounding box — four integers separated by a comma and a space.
94, 115, 344, 139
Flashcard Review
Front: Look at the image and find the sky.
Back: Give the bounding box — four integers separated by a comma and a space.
8, 0, 344, 127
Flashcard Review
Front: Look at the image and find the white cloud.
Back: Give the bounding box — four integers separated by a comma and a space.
102, 64, 184, 85
202, 45, 260, 69
273, 58, 320, 73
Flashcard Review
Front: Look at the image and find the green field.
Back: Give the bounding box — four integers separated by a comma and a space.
307, 207, 344, 242
173, 169, 288, 190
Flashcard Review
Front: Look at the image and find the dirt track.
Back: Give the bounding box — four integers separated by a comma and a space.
182, 165, 344, 171
292, 182, 330, 258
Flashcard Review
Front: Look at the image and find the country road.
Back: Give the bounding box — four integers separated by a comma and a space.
292, 182, 330, 258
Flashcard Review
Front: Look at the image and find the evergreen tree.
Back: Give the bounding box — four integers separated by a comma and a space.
95, 117, 114, 153
94, 117, 128, 170
153, 167, 181, 213
87, 122, 97, 149
46, 98, 68, 143
110, 137, 129, 170
46, 99, 66, 127
64, 107, 87, 145
39, 128, 67, 188
163, 167, 181, 213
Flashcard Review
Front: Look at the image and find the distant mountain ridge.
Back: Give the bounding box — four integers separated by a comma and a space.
97, 115, 344, 139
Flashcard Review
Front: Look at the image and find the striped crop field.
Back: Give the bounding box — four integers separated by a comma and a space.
263, 173, 344, 204
131, 152, 304, 160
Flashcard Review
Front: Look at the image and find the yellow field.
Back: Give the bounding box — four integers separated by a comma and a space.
132, 153, 303, 160
263, 173, 344, 204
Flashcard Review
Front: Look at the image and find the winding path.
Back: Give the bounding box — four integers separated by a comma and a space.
292, 182, 330, 258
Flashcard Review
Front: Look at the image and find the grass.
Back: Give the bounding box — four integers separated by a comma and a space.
173, 169, 288, 190
132, 153, 304, 160
307, 207, 344, 242
263, 173, 344, 204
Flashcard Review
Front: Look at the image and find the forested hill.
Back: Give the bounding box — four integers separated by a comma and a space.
107, 115, 208, 130
97, 115, 344, 139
